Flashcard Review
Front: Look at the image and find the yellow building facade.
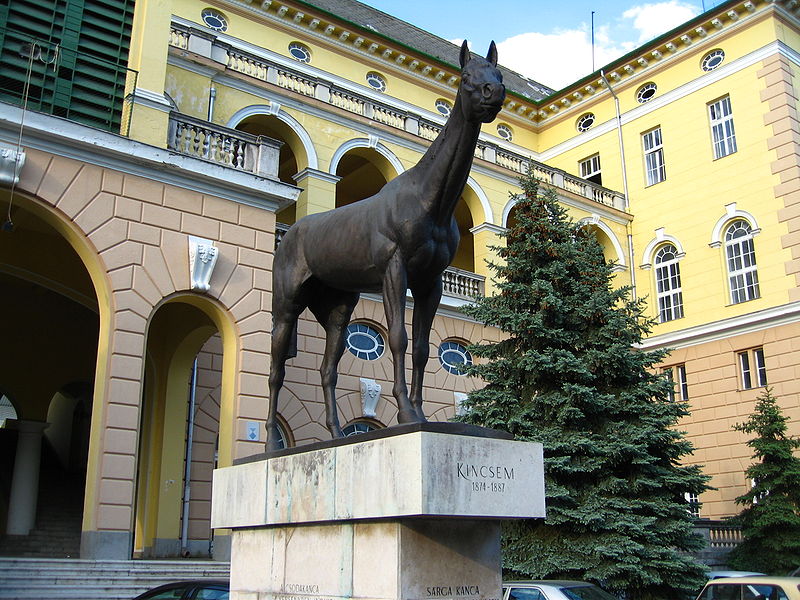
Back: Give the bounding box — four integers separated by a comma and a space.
0, 0, 797, 561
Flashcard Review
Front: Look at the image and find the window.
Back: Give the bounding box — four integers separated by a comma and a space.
685, 492, 700, 518
366, 71, 386, 92
438, 341, 473, 375
725, 220, 760, 304
342, 420, 380, 436
580, 154, 602, 185
643, 127, 666, 185
435, 98, 452, 117
636, 82, 657, 104
663, 364, 688, 402
201, 8, 228, 31
738, 347, 767, 390
576, 113, 596, 132
345, 323, 385, 360
496, 124, 513, 141
288, 42, 311, 63
654, 244, 684, 322
701, 49, 725, 72
709, 96, 737, 159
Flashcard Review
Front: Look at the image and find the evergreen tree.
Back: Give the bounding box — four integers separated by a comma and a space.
459, 172, 709, 600
726, 387, 800, 574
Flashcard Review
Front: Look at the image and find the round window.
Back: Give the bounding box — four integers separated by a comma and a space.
496, 124, 513, 141
576, 113, 595, 132
435, 99, 453, 117
343, 421, 380, 436
201, 8, 228, 32
438, 341, 473, 375
701, 49, 725, 72
636, 82, 657, 104
288, 42, 311, 63
346, 323, 385, 360
366, 72, 387, 92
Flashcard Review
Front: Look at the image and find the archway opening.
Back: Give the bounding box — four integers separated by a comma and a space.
0, 198, 98, 556
335, 148, 394, 208
135, 300, 224, 559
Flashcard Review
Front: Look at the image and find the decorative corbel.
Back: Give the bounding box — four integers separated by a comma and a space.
188, 235, 219, 293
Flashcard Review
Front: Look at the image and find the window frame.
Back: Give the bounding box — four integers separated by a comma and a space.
642, 127, 666, 186
708, 96, 737, 159
724, 220, 760, 304
579, 154, 601, 185
738, 347, 767, 390
663, 364, 688, 402
654, 244, 684, 323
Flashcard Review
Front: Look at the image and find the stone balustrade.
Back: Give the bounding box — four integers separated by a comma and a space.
167, 112, 283, 178
169, 22, 626, 212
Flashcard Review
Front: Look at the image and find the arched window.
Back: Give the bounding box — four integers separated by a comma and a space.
725, 220, 760, 304
654, 244, 684, 322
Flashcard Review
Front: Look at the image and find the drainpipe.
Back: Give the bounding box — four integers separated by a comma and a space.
180, 358, 198, 557
600, 70, 637, 299
207, 85, 216, 122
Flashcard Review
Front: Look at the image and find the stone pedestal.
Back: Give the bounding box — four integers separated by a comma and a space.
212, 423, 545, 600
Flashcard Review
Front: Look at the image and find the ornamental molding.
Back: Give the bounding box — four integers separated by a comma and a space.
0, 143, 25, 186
359, 378, 381, 418
640, 228, 687, 269
188, 236, 219, 293
709, 202, 761, 248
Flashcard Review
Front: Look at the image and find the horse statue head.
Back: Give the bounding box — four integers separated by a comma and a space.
456, 40, 506, 124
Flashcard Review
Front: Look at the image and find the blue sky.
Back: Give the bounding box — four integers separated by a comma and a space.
361, 0, 728, 89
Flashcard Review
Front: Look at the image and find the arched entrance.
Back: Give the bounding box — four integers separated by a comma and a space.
0, 197, 99, 557
134, 297, 231, 559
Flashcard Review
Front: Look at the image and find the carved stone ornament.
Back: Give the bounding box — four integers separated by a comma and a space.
188, 235, 219, 293
359, 378, 381, 418
0, 144, 25, 186
454, 392, 468, 416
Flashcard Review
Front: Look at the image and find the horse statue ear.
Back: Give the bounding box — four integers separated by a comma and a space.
486, 41, 498, 67
459, 39, 470, 69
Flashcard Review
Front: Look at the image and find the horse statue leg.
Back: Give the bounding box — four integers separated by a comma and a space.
382, 255, 420, 423
409, 280, 442, 420
309, 288, 359, 439
267, 308, 300, 451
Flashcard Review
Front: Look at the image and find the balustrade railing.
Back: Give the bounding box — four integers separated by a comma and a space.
169, 23, 626, 211
275, 223, 484, 298
168, 112, 282, 178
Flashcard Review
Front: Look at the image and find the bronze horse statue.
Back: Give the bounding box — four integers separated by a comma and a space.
266, 41, 505, 449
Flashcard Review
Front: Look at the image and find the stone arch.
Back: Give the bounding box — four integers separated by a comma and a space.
329, 137, 404, 182
577, 215, 627, 270
227, 104, 317, 172
709, 202, 760, 248
640, 229, 686, 269
464, 177, 494, 225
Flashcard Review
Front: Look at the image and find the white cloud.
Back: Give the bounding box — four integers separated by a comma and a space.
623, 1, 700, 43
493, 1, 700, 90
497, 28, 632, 91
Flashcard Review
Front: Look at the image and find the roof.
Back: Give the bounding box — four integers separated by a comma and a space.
297, 0, 555, 101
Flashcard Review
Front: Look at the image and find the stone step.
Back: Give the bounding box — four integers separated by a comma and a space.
0, 559, 230, 600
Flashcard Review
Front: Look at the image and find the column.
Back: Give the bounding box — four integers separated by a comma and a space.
6, 420, 49, 535
293, 168, 340, 218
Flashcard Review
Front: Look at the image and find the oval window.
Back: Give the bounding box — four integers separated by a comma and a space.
701, 49, 725, 72
366, 72, 387, 92
435, 98, 453, 117
288, 42, 311, 63
576, 113, 595, 132
438, 341, 473, 375
346, 323, 385, 360
636, 82, 657, 104
496, 124, 513, 141
201, 8, 228, 31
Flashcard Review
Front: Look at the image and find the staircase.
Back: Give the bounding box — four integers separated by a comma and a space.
0, 558, 231, 600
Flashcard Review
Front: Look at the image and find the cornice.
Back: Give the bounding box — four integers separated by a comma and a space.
0, 103, 300, 212
638, 300, 800, 350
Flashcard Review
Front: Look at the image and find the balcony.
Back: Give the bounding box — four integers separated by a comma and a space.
275, 223, 485, 299
169, 20, 626, 212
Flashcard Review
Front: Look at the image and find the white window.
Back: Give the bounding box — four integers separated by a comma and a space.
288, 42, 312, 63
366, 72, 387, 92
725, 220, 759, 304
636, 82, 657, 104
497, 124, 513, 141
738, 347, 767, 390
664, 364, 688, 402
654, 244, 684, 322
685, 492, 700, 518
580, 154, 601, 185
709, 96, 737, 159
643, 127, 666, 185
576, 113, 595, 132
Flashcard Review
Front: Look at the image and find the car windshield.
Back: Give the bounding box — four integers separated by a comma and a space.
699, 583, 790, 600
560, 585, 618, 600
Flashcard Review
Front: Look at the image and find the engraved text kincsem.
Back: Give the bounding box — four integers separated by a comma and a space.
456, 462, 515, 493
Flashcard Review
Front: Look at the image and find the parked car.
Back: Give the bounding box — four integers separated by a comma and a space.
503, 580, 618, 600
133, 580, 229, 600
696, 576, 800, 600
707, 572, 767, 580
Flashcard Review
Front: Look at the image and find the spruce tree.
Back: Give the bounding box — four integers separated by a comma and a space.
460, 172, 709, 600
726, 387, 800, 574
